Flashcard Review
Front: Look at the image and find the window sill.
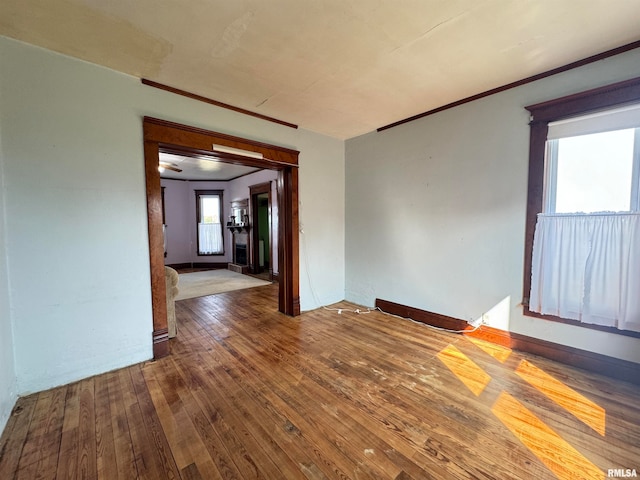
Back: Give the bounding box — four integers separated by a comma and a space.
522, 305, 640, 339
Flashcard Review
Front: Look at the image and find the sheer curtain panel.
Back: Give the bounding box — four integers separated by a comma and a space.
198, 223, 223, 255
530, 213, 640, 332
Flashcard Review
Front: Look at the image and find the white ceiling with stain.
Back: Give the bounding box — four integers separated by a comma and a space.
1, 0, 640, 139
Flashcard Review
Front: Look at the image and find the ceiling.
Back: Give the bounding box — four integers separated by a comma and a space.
1, 1, 640, 139
159, 152, 261, 181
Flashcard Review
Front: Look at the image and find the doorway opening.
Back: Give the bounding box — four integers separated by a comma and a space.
143, 117, 300, 358
250, 182, 273, 281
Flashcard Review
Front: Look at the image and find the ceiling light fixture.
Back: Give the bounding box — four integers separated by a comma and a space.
158, 162, 182, 173
212, 144, 263, 159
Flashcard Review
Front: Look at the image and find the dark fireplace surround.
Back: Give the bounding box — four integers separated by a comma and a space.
235, 241, 247, 266
229, 232, 249, 274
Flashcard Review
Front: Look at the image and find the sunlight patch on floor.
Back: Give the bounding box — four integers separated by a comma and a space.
437, 338, 608, 479
466, 337, 512, 363
436, 344, 491, 396
492, 391, 602, 480
515, 359, 606, 436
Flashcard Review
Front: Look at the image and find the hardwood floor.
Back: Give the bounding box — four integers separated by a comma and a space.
1, 284, 639, 479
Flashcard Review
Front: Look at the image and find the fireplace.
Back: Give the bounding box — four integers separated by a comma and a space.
228, 231, 250, 274
235, 244, 247, 265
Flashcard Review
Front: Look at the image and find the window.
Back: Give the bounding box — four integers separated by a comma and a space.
544, 107, 640, 214
524, 77, 640, 336
195, 190, 224, 255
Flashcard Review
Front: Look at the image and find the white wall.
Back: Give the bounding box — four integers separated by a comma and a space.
161, 179, 192, 265
298, 129, 346, 309
161, 179, 231, 265
346, 48, 640, 363
0, 35, 345, 399
0, 115, 18, 435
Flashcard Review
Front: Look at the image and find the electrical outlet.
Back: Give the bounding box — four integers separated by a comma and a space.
468, 316, 483, 327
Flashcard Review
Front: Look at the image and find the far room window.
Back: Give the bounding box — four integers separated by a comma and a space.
196, 190, 224, 255
523, 78, 640, 336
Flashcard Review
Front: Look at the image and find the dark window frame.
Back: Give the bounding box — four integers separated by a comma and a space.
195, 189, 225, 256
523, 76, 640, 339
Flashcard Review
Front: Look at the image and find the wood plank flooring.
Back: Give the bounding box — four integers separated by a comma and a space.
1, 284, 639, 479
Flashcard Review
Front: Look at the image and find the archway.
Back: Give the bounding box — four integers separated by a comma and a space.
143, 117, 300, 358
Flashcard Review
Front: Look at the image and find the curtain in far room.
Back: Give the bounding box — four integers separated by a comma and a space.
198, 223, 223, 254
196, 190, 224, 255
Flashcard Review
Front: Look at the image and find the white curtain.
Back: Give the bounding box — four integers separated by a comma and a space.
163, 224, 167, 255
198, 223, 223, 255
530, 213, 640, 332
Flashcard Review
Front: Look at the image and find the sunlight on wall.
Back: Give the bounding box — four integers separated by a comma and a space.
477, 296, 512, 330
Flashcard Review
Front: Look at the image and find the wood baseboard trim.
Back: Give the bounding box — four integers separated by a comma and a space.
165, 263, 191, 270
166, 262, 227, 270
375, 298, 640, 386
152, 328, 169, 358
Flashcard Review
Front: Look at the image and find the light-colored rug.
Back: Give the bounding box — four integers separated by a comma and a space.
175, 269, 271, 300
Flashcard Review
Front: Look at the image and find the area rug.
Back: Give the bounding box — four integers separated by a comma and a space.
175, 269, 271, 300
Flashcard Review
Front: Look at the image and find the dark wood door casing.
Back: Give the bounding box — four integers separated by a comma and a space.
143, 117, 300, 358
249, 181, 273, 276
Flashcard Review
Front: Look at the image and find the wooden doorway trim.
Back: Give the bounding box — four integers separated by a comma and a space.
249, 181, 272, 277
143, 117, 300, 358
